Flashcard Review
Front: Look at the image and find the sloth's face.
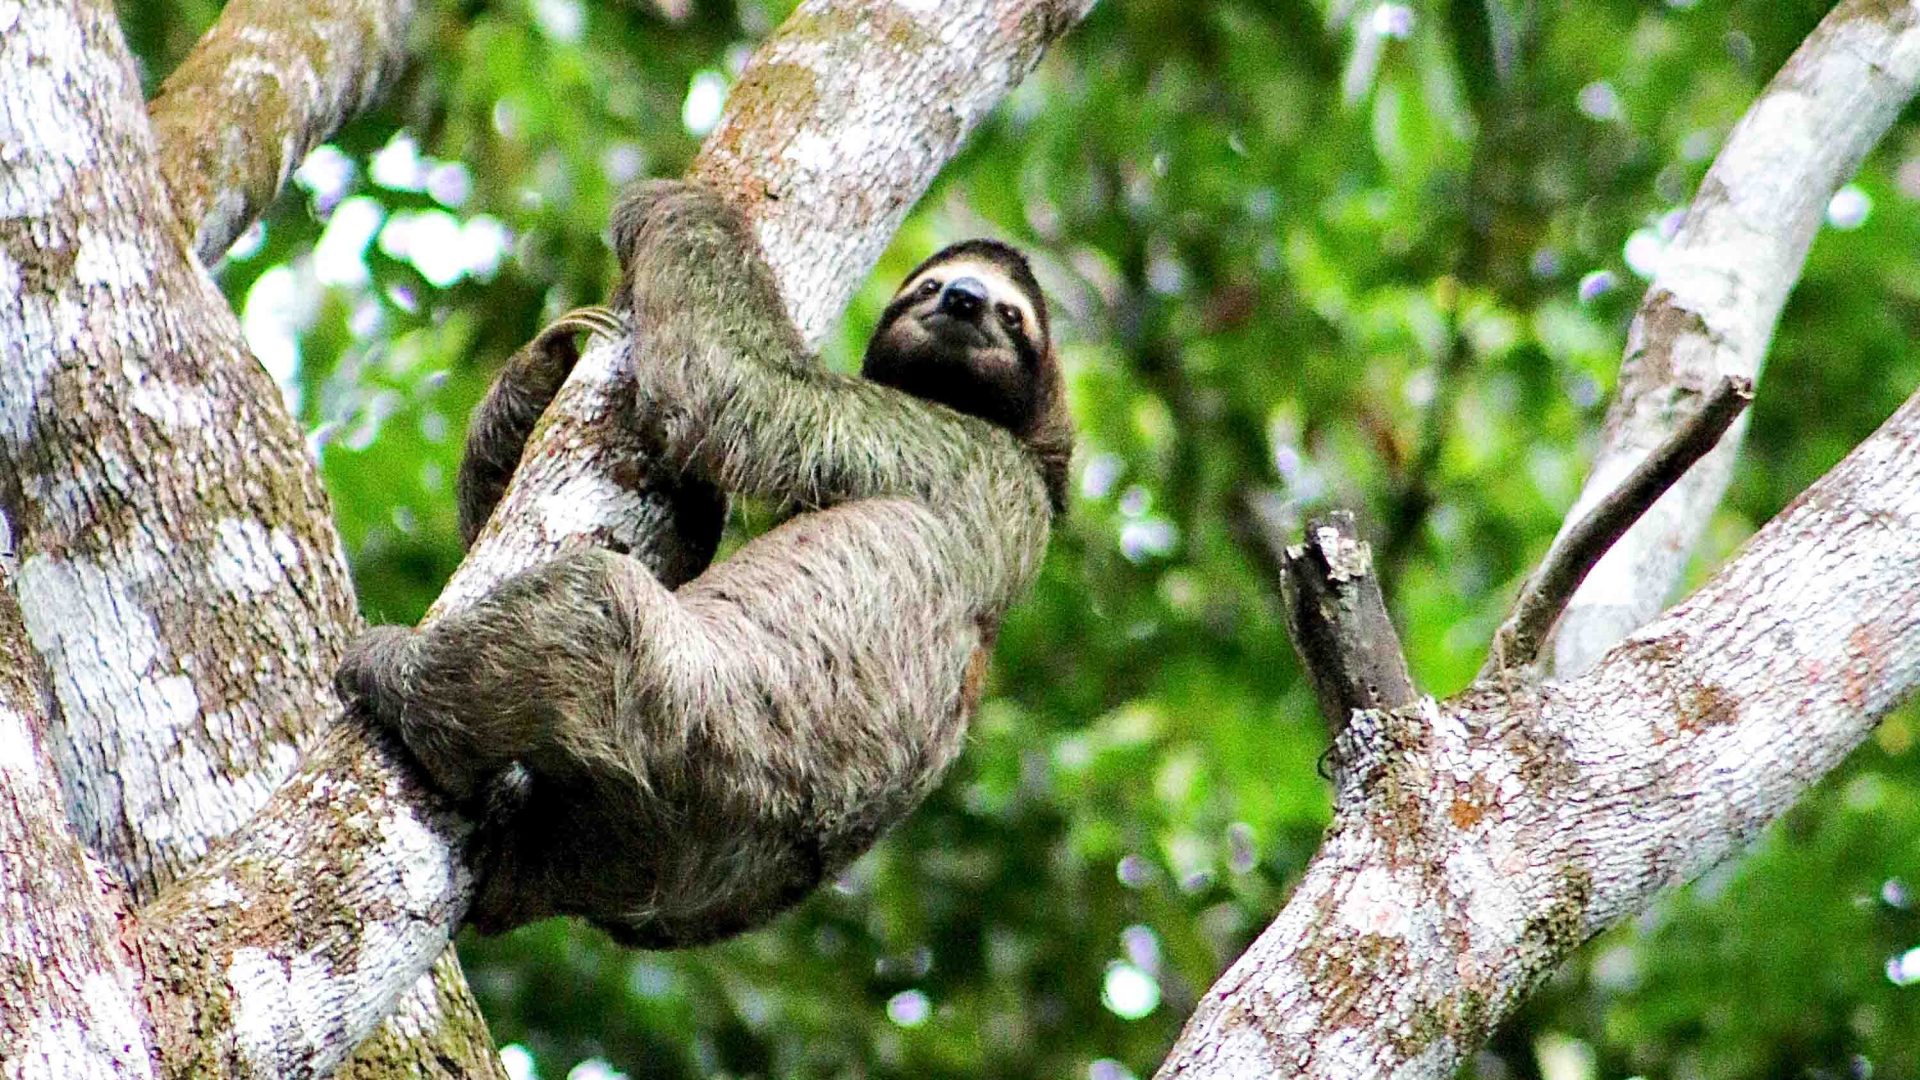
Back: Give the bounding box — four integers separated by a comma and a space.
863, 250, 1048, 436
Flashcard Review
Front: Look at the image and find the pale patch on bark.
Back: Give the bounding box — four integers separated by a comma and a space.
532, 478, 657, 544
1340, 864, 1414, 937
16, 553, 201, 738
0, 704, 35, 776
0, 5, 93, 219
377, 807, 460, 911
11, 1005, 155, 1080
124, 368, 218, 431
199, 876, 247, 909
208, 519, 293, 599
72, 229, 151, 289
0, 247, 21, 300
227, 948, 336, 1073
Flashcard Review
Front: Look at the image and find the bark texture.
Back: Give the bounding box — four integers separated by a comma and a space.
147, 0, 419, 266
1276, 511, 1416, 734
2, 0, 352, 909
1547, 0, 1920, 674
0, 579, 154, 1080
1160, 386, 1920, 1076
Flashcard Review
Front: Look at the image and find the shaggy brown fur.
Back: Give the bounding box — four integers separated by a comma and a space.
337, 180, 1071, 946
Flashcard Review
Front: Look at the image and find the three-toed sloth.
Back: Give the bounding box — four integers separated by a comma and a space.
336, 180, 1071, 947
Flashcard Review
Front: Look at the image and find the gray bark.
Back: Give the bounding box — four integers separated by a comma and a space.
148, 0, 419, 265
0, 576, 151, 1080
1160, 384, 1920, 1075
0, 0, 497, 1071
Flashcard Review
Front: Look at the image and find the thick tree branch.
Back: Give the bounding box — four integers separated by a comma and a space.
147, 0, 419, 266
3, 0, 486, 1073
1158, 381, 1920, 1078
1484, 375, 1753, 676
1547, 0, 1920, 675
126, 3, 1096, 1076
1, 0, 350, 909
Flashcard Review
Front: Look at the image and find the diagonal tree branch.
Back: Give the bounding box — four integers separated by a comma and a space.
127, 3, 1097, 1076
1484, 375, 1753, 677
1547, 0, 1920, 675
1158, 377, 1920, 1079
147, 0, 419, 266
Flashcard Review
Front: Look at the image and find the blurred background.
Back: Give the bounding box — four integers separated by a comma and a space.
118, 0, 1920, 1076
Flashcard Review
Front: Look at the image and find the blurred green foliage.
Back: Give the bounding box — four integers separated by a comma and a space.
121, 0, 1920, 1076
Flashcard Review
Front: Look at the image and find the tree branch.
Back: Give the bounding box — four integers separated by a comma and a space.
1236, 501, 1417, 733
1547, 0, 1920, 675
0, 0, 498, 1073
1158, 2, 1920, 1069
1484, 375, 1753, 676
142, 0, 498, 1065
1280, 512, 1416, 722
147, 0, 419, 266
1158, 380, 1920, 1079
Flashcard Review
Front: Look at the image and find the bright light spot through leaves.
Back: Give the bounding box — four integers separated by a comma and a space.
565, 1059, 628, 1080
1101, 961, 1160, 1020
500, 1045, 538, 1080
1828, 184, 1873, 231
683, 70, 728, 135
887, 988, 932, 1027
1887, 946, 1920, 987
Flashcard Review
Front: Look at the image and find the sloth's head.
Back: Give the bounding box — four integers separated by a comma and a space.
864, 239, 1072, 510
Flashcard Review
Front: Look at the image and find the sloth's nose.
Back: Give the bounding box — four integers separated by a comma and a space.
939, 277, 988, 320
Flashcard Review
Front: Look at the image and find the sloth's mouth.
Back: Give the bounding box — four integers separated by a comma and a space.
920, 311, 994, 347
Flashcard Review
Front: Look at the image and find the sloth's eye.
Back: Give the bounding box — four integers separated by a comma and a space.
916, 278, 940, 298
996, 302, 1022, 328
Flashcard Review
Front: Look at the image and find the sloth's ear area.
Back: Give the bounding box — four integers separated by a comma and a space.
1028, 345, 1074, 515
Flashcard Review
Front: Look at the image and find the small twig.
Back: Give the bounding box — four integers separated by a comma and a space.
1483, 374, 1755, 677
1236, 502, 1418, 736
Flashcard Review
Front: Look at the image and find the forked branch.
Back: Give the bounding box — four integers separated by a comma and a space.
1547, 0, 1920, 674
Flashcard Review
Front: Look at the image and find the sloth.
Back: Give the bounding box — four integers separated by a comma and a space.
336, 180, 1071, 947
